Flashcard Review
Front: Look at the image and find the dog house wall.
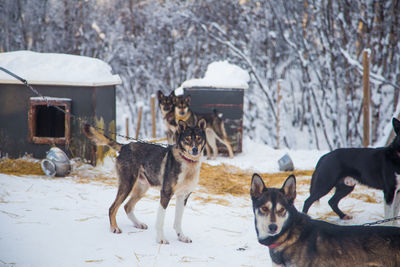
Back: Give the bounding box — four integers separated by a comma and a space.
183, 86, 244, 153
0, 82, 116, 164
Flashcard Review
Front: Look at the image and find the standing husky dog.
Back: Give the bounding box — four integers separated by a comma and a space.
173, 94, 234, 159
303, 117, 400, 222
157, 90, 177, 144
83, 119, 206, 244
251, 174, 400, 266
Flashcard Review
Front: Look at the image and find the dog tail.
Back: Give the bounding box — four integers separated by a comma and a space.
213, 109, 223, 119
82, 124, 122, 152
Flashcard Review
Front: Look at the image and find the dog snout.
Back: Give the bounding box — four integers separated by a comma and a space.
179, 111, 185, 116
191, 147, 198, 155
268, 224, 278, 233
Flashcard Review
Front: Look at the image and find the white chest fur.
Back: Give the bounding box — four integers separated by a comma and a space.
174, 162, 201, 197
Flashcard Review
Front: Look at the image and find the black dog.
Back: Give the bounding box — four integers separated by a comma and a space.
251, 174, 400, 266
303, 117, 400, 223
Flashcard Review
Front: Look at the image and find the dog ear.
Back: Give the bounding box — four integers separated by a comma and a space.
178, 120, 187, 132
157, 90, 164, 101
251, 173, 265, 198
393, 118, 400, 135
282, 175, 296, 204
173, 95, 179, 105
185, 95, 191, 105
197, 118, 206, 130
169, 90, 176, 97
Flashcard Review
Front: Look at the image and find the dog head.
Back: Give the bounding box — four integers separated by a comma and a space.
176, 118, 206, 162
250, 174, 296, 243
157, 90, 175, 116
174, 95, 191, 119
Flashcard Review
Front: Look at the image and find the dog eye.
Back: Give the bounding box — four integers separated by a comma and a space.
277, 207, 285, 214
195, 135, 202, 142
260, 206, 269, 213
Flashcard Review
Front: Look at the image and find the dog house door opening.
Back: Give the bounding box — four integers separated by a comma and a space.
35, 105, 65, 137
29, 97, 71, 145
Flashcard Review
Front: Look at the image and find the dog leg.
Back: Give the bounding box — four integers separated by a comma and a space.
328, 183, 354, 220
218, 121, 234, 158
213, 129, 234, 159
173, 194, 192, 243
303, 187, 330, 214
109, 182, 133, 234
156, 192, 172, 244
385, 185, 400, 226
124, 177, 150, 229
205, 128, 217, 160
220, 138, 234, 159
384, 198, 391, 220
204, 143, 213, 160
393, 174, 400, 225
303, 171, 337, 214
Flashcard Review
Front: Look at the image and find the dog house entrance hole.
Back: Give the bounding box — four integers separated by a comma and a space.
35, 105, 65, 137
29, 97, 71, 145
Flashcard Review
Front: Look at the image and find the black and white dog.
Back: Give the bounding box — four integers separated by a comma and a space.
303, 117, 400, 223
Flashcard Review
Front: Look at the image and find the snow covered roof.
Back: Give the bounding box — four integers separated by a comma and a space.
175, 61, 250, 95
0, 50, 122, 87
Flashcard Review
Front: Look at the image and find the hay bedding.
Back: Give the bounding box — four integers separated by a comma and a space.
0, 157, 376, 204
0, 157, 311, 195
198, 163, 314, 196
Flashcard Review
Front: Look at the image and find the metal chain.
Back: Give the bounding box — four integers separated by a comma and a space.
0, 66, 141, 142
362, 215, 400, 226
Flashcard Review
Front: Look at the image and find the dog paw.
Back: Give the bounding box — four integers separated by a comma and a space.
134, 222, 148, 230
156, 237, 170, 244
342, 214, 353, 220
110, 227, 122, 234
177, 233, 192, 243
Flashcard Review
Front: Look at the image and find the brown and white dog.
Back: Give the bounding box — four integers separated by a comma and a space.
83, 119, 207, 244
157, 90, 177, 144
173, 94, 234, 159
251, 174, 400, 266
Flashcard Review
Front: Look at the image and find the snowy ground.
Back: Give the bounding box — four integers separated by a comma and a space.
0, 138, 389, 267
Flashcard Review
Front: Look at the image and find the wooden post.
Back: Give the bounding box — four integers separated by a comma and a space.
362, 49, 370, 147
277, 81, 282, 149
151, 94, 156, 138
135, 106, 143, 139
125, 117, 129, 140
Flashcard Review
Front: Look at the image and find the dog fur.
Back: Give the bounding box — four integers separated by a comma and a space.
157, 90, 177, 144
251, 173, 400, 267
302, 118, 400, 223
173, 94, 234, 159
83, 119, 207, 244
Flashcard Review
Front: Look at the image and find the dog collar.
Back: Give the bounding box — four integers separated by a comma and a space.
268, 242, 282, 249
179, 153, 198, 163
165, 112, 174, 121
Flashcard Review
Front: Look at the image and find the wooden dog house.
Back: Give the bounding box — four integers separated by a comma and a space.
175, 61, 249, 154
0, 51, 121, 164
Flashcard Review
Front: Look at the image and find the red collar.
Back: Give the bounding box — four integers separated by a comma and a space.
165, 112, 174, 120
268, 242, 282, 249
179, 153, 198, 163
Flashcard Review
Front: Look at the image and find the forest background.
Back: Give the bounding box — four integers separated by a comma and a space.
1, 0, 399, 150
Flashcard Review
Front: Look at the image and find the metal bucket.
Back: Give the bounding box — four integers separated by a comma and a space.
278, 153, 294, 172
41, 147, 71, 177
